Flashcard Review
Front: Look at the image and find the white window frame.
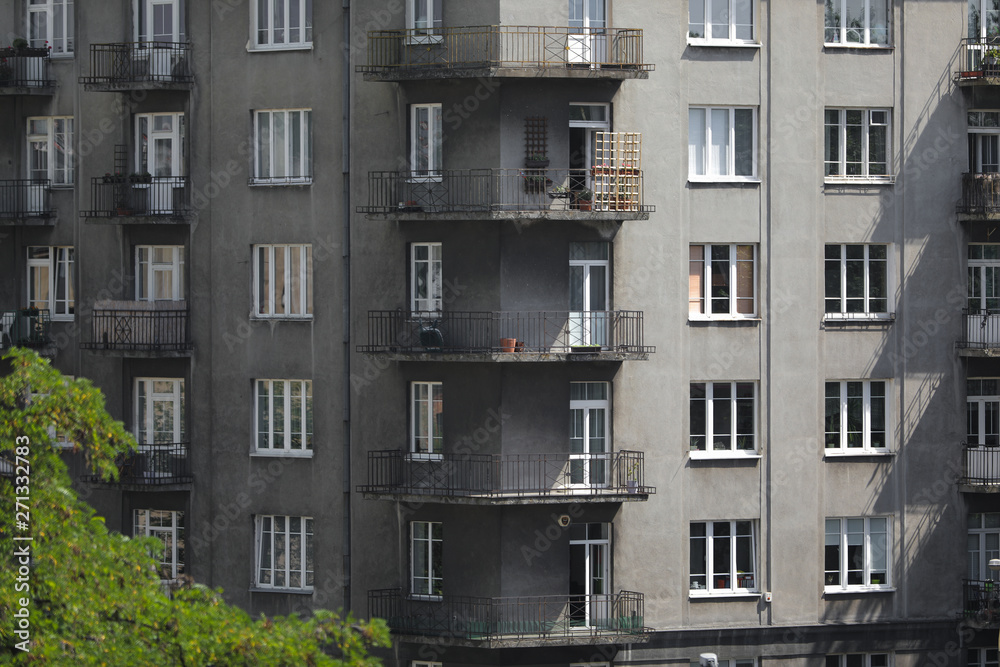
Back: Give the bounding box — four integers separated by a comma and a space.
689, 243, 757, 319
26, 246, 74, 320
135, 112, 185, 178
968, 513, 1000, 582
689, 520, 758, 597
688, 0, 757, 45
255, 515, 314, 591
251, 0, 312, 50
825, 654, 891, 667
410, 242, 442, 314
134, 509, 184, 582
134, 377, 185, 445
824, 0, 891, 47
967, 649, 998, 667
27, 0, 74, 55
406, 0, 442, 44
968, 112, 1000, 174
253, 244, 313, 319
135, 245, 185, 301
410, 381, 443, 459
29, 375, 75, 448
409, 104, 443, 182
824, 517, 892, 592
410, 520, 443, 599
688, 106, 758, 182
689, 381, 758, 457
824, 108, 893, 183
27, 117, 74, 186
252, 109, 312, 185
968, 379, 1000, 447
824, 380, 891, 455
824, 244, 892, 319
134, 0, 185, 42
254, 379, 313, 456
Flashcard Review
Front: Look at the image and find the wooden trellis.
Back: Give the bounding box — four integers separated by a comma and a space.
592, 132, 641, 212
524, 117, 548, 160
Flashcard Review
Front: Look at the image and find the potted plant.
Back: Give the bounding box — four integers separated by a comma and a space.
397, 199, 423, 213
548, 184, 571, 199
624, 460, 640, 493
525, 153, 549, 169
574, 188, 592, 211
12, 38, 28, 51
523, 173, 551, 193
129, 171, 153, 184
986, 48, 1000, 76
570, 343, 601, 353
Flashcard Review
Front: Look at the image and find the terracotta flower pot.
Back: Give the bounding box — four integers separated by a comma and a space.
500, 337, 517, 353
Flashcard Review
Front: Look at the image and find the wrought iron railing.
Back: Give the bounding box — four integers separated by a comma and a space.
85, 442, 191, 485
959, 309, 1000, 350
369, 589, 647, 643
84, 176, 189, 217
82, 305, 190, 352
360, 169, 651, 215
0, 49, 53, 87
0, 179, 52, 218
958, 38, 1000, 79
964, 579, 1000, 623
81, 42, 192, 86
359, 25, 651, 77
0, 310, 51, 349
360, 310, 652, 355
959, 173, 1000, 215
962, 443, 1000, 487
360, 450, 651, 499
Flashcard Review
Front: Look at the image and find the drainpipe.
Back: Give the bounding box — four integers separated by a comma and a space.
341, 0, 352, 615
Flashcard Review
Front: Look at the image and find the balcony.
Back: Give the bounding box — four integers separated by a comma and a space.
0, 49, 54, 94
0, 310, 51, 349
80, 42, 192, 90
957, 39, 1000, 86
360, 169, 651, 221
360, 310, 653, 361
83, 176, 191, 221
958, 173, 1000, 220
84, 442, 191, 488
961, 444, 1000, 492
368, 589, 648, 648
963, 579, 1000, 626
359, 25, 651, 81
0, 180, 54, 223
360, 450, 652, 504
958, 310, 1000, 356
81, 301, 191, 356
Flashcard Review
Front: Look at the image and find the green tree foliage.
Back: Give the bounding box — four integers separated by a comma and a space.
0, 349, 390, 665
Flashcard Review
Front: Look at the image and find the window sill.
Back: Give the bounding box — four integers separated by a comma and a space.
406, 175, 443, 184
824, 586, 895, 595
823, 43, 893, 51
251, 315, 314, 321
824, 450, 894, 459
247, 44, 313, 53
824, 176, 895, 186
49, 53, 75, 60
405, 453, 444, 461
689, 316, 761, 323
688, 176, 760, 184
823, 314, 895, 325
408, 594, 443, 602
49, 184, 74, 190
249, 587, 314, 595
251, 450, 313, 458
689, 451, 762, 460
50, 316, 74, 323
248, 178, 313, 187
406, 35, 444, 46
687, 40, 761, 49
689, 591, 761, 599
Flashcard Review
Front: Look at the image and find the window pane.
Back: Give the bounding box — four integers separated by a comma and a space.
710, 245, 731, 314
710, 108, 730, 176
690, 383, 706, 451
689, 0, 706, 38
689, 109, 706, 175
826, 382, 841, 448
690, 245, 705, 314
734, 109, 754, 175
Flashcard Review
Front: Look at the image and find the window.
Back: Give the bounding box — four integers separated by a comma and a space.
411, 243, 442, 313
134, 509, 184, 582
410, 104, 442, 179
688, 0, 755, 44
135, 0, 184, 42
411, 521, 442, 598
27, 246, 74, 320
824, 380, 889, 454
255, 515, 313, 590
568, 522, 610, 627
690, 521, 757, 595
824, 0, 890, 46
688, 107, 757, 180
406, 0, 441, 42
569, 242, 610, 346
28, 0, 74, 55
690, 382, 756, 455
824, 109, 891, 182
136, 113, 185, 178
824, 517, 891, 591
411, 382, 442, 457
570, 382, 610, 487
970, 1, 1000, 41
253, 0, 312, 49
968, 112, 1000, 175
968, 649, 998, 667
968, 513, 1000, 583
29, 375, 75, 448
968, 379, 1000, 446
136, 246, 184, 301
135, 378, 185, 445
27, 117, 73, 185
824, 244, 890, 317
253, 244, 313, 318
826, 655, 890, 667
689, 244, 756, 319
253, 110, 312, 184
255, 380, 313, 455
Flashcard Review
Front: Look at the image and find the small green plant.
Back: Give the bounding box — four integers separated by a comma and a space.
576, 188, 593, 201
12, 37, 28, 50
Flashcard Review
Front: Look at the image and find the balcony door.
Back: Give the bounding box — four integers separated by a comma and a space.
569, 522, 610, 628
969, 245, 1000, 347
569, 103, 610, 194
135, 378, 185, 476
568, 0, 607, 65
136, 0, 184, 76
136, 246, 185, 301
569, 382, 609, 488
136, 113, 184, 213
970, 513, 1000, 583
569, 242, 609, 347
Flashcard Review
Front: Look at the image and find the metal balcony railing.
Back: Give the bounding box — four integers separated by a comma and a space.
85, 443, 191, 486
962, 444, 1000, 487
359, 25, 651, 78
959, 309, 1000, 351
360, 169, 651, 216
959, 173, 1000, 215
958, 39, 1000, 80
369, 589, 647, 645
964, 579, 1000, 623
0, 49, 53, 88
0, 179, 53, 218
0, 310, 51, 349
80, 42, 192, 87
360, 310, 653, 355
360, 450, 652, 500
83, 176, 190, 218
81, 303, 191, 352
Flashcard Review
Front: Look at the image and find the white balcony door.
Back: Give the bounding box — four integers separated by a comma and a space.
135, 378, 185, 476
569, 523, 610, 628
970, 514, 1000, 582
569, 242, 609, 347
569, 382, 609, 488
568, 0, 607, 65
137, 0, 181, 76
969, 249, 1000, 346
136, 113, 184, 212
